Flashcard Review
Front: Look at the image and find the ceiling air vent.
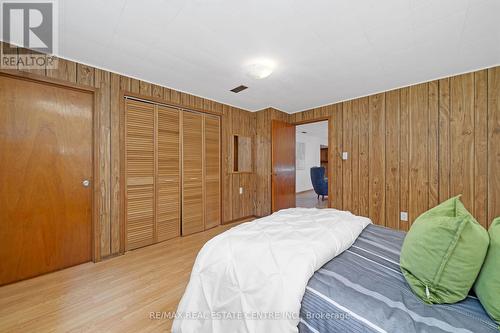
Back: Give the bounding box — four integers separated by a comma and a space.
230, 85, 248, 93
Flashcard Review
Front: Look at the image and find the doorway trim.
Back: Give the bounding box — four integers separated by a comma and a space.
291, 116, 333, 209
0, 69, 99, 262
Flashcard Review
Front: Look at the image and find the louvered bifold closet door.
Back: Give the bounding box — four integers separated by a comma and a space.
125, 99, 155, 250
156, 105, 180, 241
204, 115, 221, 229
182, 112, 204, 235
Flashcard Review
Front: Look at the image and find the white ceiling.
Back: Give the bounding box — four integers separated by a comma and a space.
296, 121, 328, 143
57, 0, 499, 113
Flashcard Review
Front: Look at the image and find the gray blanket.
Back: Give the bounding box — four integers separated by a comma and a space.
299, 224, 498, 333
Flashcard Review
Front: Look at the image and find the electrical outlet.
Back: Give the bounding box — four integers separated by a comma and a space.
239, 187, 243, 195
400, 212, 408, 221
342, 152, 348, 160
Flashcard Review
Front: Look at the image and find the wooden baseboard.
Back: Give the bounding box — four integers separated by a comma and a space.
222, 215, 256, 225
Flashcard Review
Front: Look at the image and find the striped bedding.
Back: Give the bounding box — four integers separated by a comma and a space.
299, 224, 498, 333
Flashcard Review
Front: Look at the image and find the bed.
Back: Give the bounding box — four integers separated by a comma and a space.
298, 224, 498, 333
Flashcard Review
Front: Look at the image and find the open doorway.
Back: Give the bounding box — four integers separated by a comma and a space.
271, 119, 331, 212
295, 121, 329, 208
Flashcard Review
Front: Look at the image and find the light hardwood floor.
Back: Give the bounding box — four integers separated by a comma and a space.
0, 220, 249, 333
296, 190, 328, 209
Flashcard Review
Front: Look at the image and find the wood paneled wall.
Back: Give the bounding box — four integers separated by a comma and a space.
3, 42, 499, 257
255, 105, 345, 216
1, 42, 257, 260
279, 66, 500, 230
222, 106, 257, 221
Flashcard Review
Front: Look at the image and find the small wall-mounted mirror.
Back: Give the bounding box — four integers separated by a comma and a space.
233, 135, 252, 172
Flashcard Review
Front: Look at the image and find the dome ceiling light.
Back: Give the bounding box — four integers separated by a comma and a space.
245, 58, 276, 79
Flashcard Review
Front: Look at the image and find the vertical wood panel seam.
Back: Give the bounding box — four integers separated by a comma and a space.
428, 83, 431, 209
473, 75, 476, 216
486, 70, 489, 227
399, 90, 402, 229
107, 76, 112, 255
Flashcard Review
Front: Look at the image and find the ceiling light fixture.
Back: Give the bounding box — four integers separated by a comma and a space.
245, 58, 276, 79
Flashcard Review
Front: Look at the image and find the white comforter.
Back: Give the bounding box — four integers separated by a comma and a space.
172, 208, 371, 333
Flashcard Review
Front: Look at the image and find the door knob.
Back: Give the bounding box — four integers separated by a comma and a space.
82, 179, 90, 187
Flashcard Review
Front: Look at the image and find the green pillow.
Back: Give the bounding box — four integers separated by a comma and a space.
400, 195, 489, 304
474, 217, 500, 324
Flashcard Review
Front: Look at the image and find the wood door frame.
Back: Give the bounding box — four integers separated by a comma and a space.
122, 91, 223, 117
120, 92, 223, 252
0, 69, 100, 262
272, 116, 333, 210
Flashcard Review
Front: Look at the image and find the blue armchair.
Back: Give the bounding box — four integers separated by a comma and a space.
310, 167, 328, 200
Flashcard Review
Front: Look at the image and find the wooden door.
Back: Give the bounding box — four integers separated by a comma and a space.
125, 99, 155, 250
204, 115, 221, 229
182, 112, 204, 235
271, 120, 296, 212
0, 74, 93, 285
156, 105, 180, 241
